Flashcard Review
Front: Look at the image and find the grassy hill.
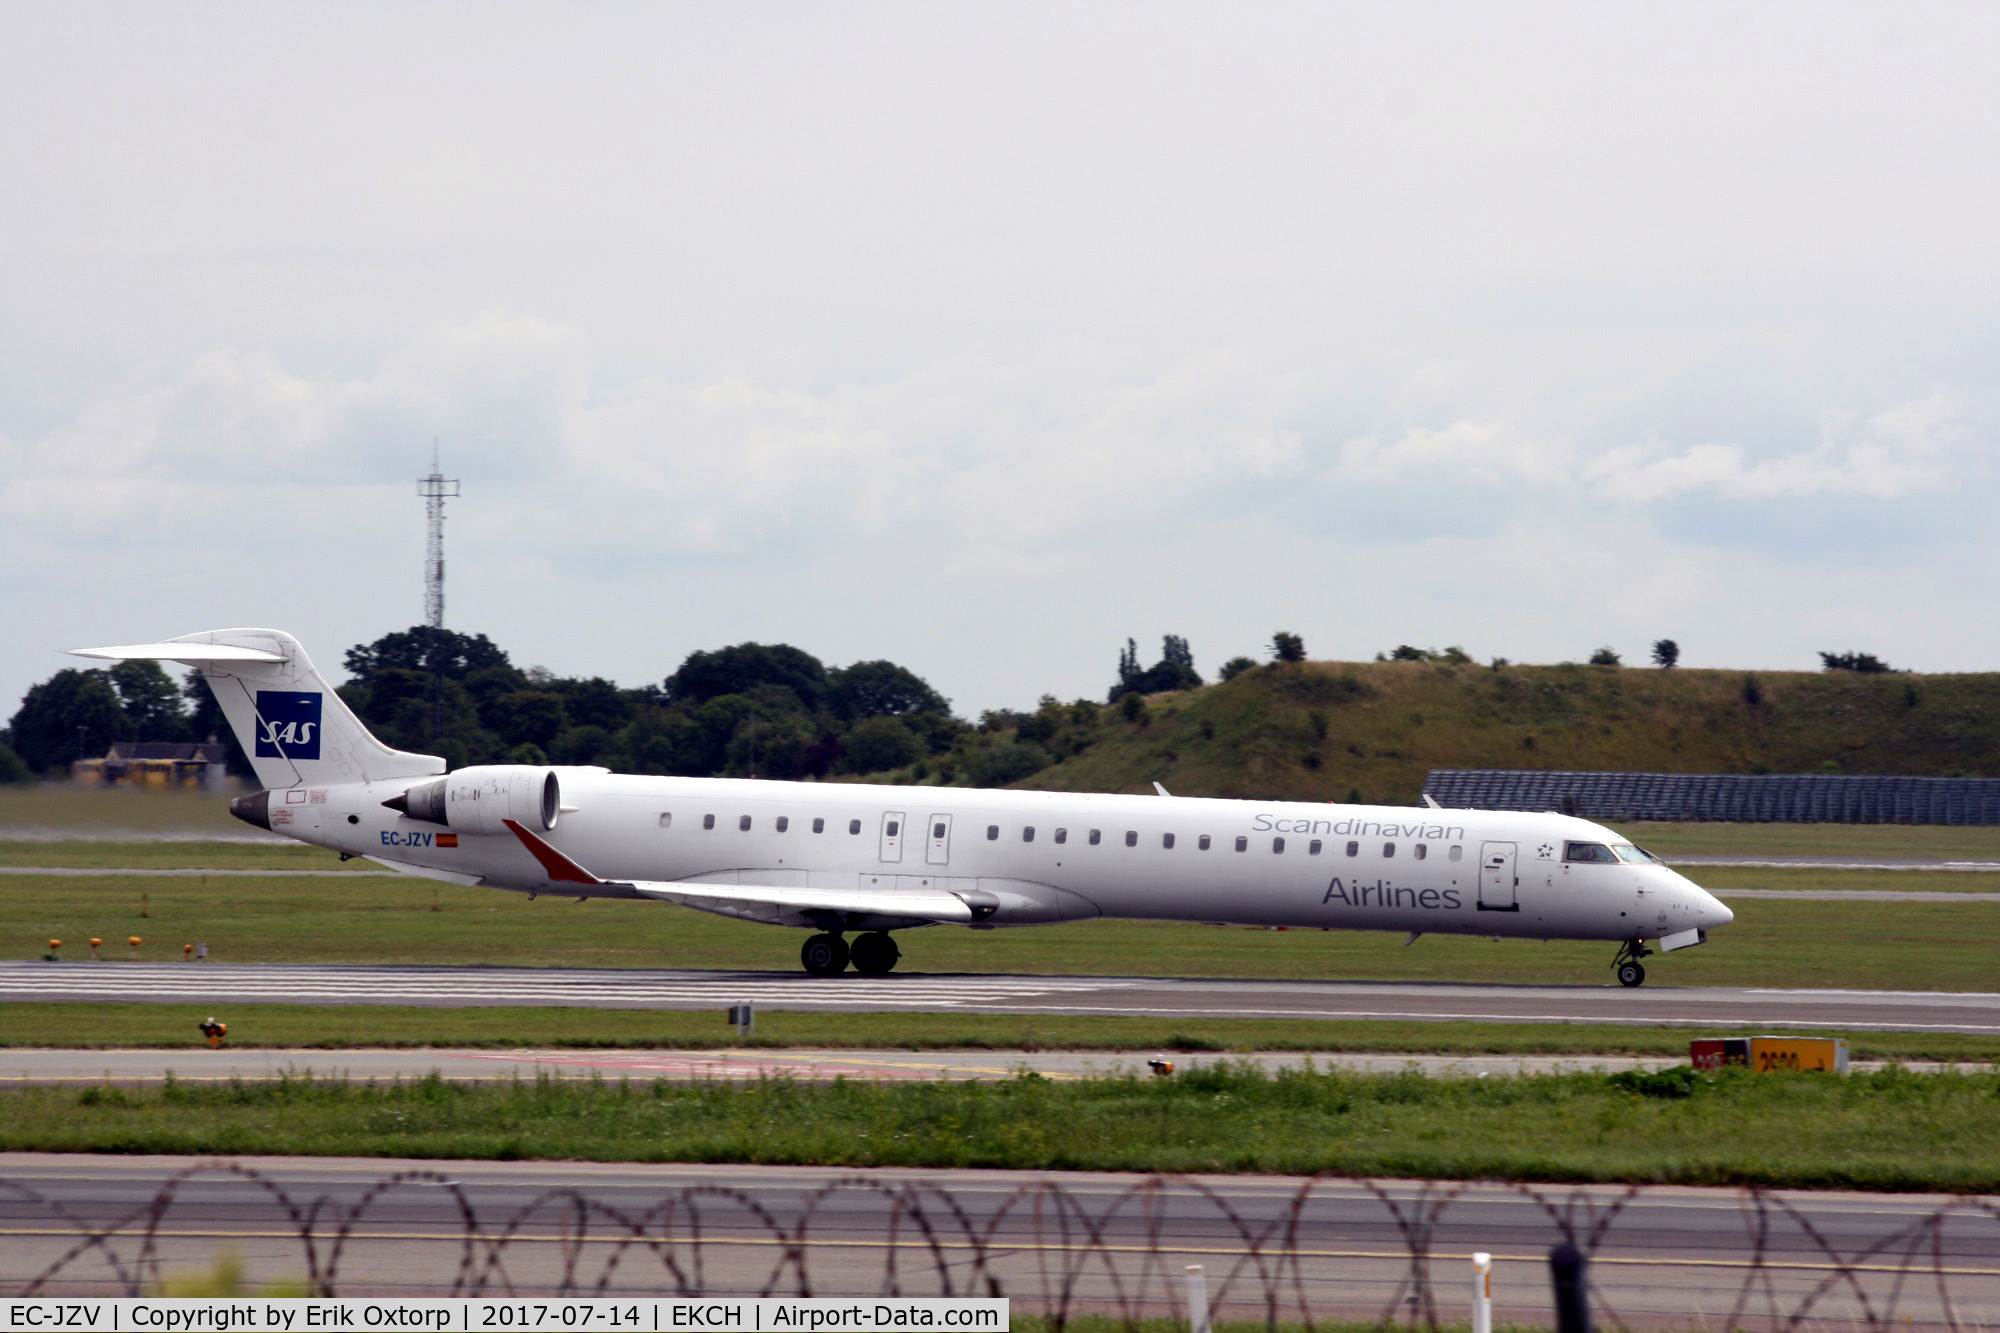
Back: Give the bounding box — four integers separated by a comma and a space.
1006, 660, 2000, 804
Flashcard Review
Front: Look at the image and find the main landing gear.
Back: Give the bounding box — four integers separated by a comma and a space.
1612, 937, 1652, 988
800, 931, 900, 977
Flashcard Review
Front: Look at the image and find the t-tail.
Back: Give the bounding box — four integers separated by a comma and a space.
68, 629, 445, 792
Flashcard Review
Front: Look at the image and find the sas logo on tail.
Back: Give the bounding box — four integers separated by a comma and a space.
255, 691, 323, 760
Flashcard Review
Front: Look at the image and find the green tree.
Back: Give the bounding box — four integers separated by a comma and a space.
107, 659, 191, 739
1270, 631, 1306, 663
828, 660, 950, 719
1651, 639, 1680, 669
1218, 656, 1257, 682
725, 712, 819, 779
487, 692, 571, 751
5, 669, 132, 773
845, 717, 925, 773
1108, 635, 1202, 700
665, 643, 829, 711
0, 739, 32, 785
967, 740, 1054, 787
550, 725, 618, 767
1820, 651, 1892, 673
344, 627, 513, 679
1589, 646, 1622, 666
546, 676, 632, 731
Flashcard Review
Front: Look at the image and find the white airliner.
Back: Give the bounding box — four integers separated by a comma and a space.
71, 629, 1732, 985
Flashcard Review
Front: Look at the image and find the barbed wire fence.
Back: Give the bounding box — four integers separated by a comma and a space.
4, 1162, 1997, 1329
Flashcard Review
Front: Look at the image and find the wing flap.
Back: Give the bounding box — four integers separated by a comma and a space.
498, 817, 973, 923
626, 879, 974, 923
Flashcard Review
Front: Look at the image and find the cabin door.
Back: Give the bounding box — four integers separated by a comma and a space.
1478, 841, 1519, 911
879, 811, 906, 863
925, 813, 953, 866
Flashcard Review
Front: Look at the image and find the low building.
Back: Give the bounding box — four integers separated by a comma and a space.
72, 741, 229, 792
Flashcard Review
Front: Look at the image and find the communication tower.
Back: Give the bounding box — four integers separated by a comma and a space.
416, 445, 460, 747
417, 443, 460, 630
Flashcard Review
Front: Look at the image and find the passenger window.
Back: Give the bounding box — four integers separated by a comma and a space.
776, 816, 789, 833
987, 825, 999, 840
1309, 839, 1321, 855
1413, 843, 1426, 860
1234, 836, 1248, 852
1023, 827, 1035, 843
848, 819, 862, 835
739, 816, 752, 831
886, 820, 900, 837
1383, 842, 1395, 857
1089, 829, 1102, 845
1198, 834, 1211, 850
933, 822, 946, 839
658, 813, 672, 829
1054, 828, 1067, 844
1345, 840, 1358, 856
1162, 833, 1175, 849
813, 817, 825, 833
1272, 837, 1285, 853
1124, 830, 1138, 847
703, 814, 716, 830
1448, 845, 1462, 862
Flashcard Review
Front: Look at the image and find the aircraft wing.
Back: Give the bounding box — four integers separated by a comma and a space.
501, 818, 976, 923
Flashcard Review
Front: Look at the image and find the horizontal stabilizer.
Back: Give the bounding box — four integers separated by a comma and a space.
70, 641, 286, 664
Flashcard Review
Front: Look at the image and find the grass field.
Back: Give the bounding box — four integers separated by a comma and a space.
8, 1003, 1999, 1062
5, 1062, 1996, 1191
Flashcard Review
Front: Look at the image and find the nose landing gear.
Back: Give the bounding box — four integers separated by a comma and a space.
1612, 937, 1652, 987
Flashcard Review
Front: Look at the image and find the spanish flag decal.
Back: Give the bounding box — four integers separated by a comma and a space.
437, 833, 459, 848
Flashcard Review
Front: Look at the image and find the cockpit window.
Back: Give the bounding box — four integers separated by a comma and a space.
1612, 843, 1665, 865
1564, 841, 1620, 864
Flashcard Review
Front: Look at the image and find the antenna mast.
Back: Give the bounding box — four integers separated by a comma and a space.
417, 442, 460, 630
416, 444, 461, 749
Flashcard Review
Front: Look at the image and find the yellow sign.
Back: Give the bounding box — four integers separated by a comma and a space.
1750, 1036, 1848, 1073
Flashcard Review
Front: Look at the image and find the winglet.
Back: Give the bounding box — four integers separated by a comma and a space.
502, 818, 601, 885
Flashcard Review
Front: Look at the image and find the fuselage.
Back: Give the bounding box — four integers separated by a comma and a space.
274, 770, 1734, 944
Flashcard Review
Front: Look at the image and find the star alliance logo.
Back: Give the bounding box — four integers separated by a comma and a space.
1536, 843, 1555, 859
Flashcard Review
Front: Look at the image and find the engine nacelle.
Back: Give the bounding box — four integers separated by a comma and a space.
386, 765, 560, 836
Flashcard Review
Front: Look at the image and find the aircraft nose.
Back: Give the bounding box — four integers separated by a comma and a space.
1698, 889, 1734, 928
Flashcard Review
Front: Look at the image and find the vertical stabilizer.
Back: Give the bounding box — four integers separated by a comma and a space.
68, 629, 446, 790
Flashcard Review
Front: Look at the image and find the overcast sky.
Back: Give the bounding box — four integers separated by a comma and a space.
4, 2, 1996, 720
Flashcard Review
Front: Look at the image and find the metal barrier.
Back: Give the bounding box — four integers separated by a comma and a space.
4, 1162, 1997, 1328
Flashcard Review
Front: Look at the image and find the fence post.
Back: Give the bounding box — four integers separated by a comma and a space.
1184, 1263, 1210, 1333
1471, 1252, 1492, 1333
1550, 1242, 1591, 1333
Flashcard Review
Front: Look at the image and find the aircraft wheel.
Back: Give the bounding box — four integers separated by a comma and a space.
851, 932, 899, 976
1616, 960, 1646, 988
801, 933, 849, 976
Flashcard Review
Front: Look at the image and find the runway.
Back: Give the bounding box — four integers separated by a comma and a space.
2, 1154, 1993, 1325
4, 960, 1997, 1032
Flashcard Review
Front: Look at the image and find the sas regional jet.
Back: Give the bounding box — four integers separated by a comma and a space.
70, 630, 1732, 984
